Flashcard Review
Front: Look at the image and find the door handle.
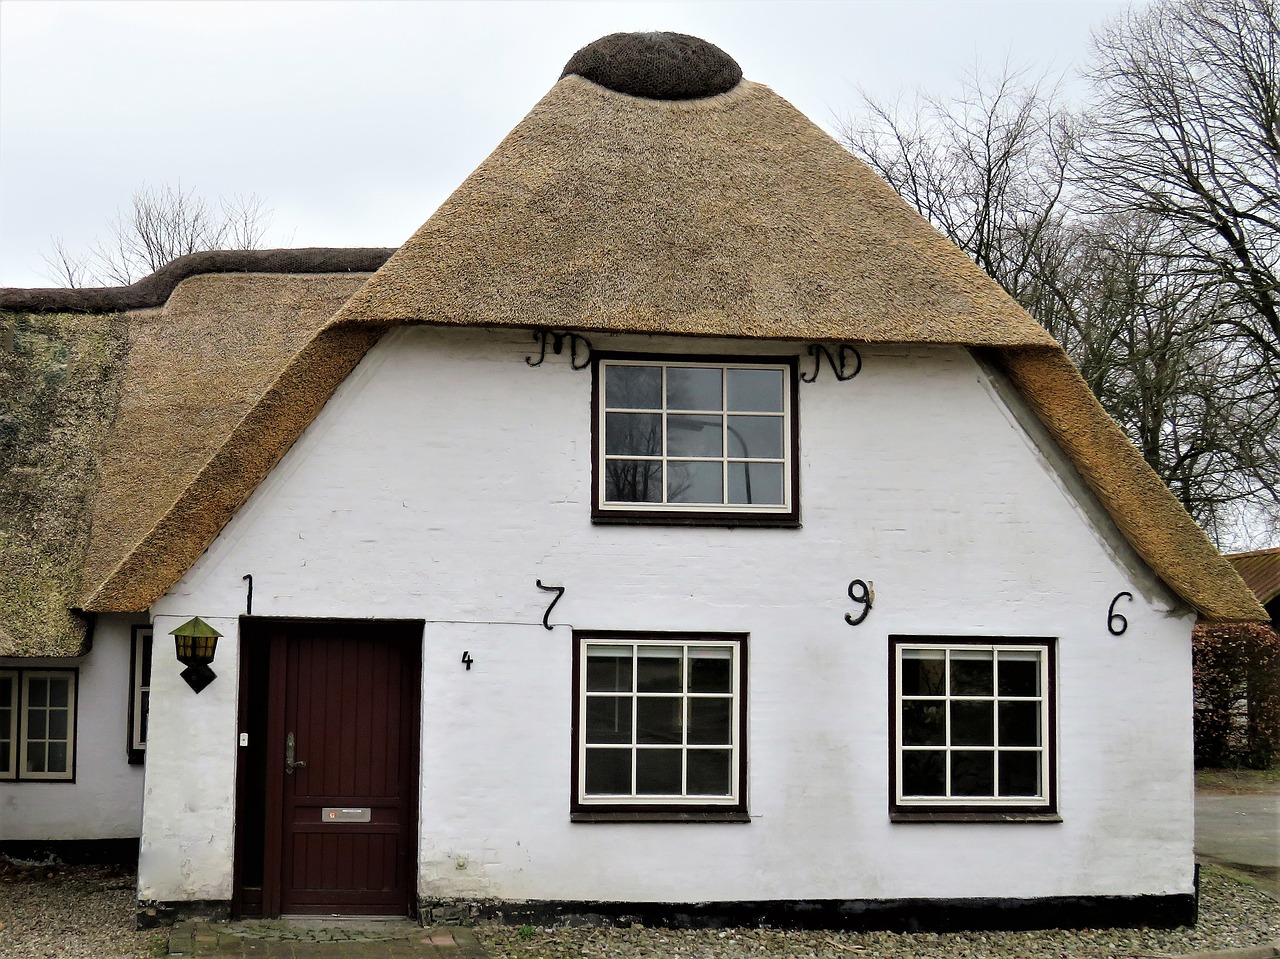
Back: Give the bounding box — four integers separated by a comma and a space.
285, 731, 307, 775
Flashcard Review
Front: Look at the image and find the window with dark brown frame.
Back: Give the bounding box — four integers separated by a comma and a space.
127, 626, 153, 764
0, 668, 78, 782
592, 355, 800, 526
572, 631, 749, 822
889, 637, 1057, 821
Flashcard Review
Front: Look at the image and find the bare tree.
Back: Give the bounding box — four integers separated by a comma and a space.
840, 51, 1280, 547
40, 182, 274, 287
40, 237, 92, 289
840, 66, 1075, 302
1080, 0, 1280, 380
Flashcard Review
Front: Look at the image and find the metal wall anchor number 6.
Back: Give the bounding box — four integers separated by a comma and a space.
285, 731, 307, 775
1108, 592, 1133, 636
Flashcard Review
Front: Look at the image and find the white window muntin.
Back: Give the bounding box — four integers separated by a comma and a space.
895, 643, 1049, 807
15, 670, 77, 782
579, 638, 741, 805
0, 671, 16, 779
599, 359, 792, 513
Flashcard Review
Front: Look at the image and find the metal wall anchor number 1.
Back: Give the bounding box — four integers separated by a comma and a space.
845, 579, 874, 626
1108, 592, 1133, 635
536, 579, 565, 631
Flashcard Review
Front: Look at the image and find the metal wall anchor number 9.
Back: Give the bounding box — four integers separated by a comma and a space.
285, 731, 307, 775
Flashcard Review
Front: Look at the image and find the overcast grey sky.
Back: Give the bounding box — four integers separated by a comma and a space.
0, 0, 1130, 288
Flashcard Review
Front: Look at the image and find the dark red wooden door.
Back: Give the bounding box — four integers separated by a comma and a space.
266, 621, 420, 916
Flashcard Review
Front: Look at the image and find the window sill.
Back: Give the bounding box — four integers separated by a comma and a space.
571, 810, 751, 824
592, 510, 801, 529
890, 810, 1062, 823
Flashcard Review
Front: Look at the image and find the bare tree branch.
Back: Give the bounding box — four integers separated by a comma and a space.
42, 181, 276, 287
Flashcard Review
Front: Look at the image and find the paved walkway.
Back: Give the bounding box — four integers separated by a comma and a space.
1196, 790, 1280, 900
168, 918, 488, 957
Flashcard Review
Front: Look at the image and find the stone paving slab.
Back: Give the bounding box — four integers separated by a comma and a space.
168, 920, 488, 957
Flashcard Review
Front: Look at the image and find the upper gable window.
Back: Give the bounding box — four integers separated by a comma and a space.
593, 356, 799, 525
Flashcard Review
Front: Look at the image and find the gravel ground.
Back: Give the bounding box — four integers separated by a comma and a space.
0, 860, 161, 959
0, 859, 1275, 959
478, 869, 1280, 959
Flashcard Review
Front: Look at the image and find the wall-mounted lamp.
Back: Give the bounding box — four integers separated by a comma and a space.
171, 617, 222, 693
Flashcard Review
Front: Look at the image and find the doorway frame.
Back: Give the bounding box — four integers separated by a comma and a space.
232, 616, 423, 919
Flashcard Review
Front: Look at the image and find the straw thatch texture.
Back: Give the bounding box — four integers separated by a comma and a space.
0, 271, 373, 655
332, 76, 1057, 349
995, 347, 1266, 623
84, 320, 382, 613
0, 311, 130, 656
79, 274, 374, 615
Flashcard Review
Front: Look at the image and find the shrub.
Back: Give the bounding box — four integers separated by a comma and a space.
1193, 621, 1280, 769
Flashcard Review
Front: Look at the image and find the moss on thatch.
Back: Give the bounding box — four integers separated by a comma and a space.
0, 311, 130, 656
0, 270, 374, 655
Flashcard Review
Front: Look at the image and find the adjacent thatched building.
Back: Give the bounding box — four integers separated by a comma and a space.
0, 32, 1266, 931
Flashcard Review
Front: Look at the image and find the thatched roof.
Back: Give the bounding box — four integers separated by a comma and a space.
0, 34, 1265, 654
334, 75, 1057, 349
0, 254, 390, 656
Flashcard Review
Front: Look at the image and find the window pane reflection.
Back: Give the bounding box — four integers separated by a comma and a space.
727, 368, 783, 412
607, 366, 661, 409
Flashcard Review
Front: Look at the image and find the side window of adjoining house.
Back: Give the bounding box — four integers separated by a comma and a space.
593, 356, 799, 525
572, 633, 748, 820
891, 638, 1055, 818
0, 669, 78, 782
0, 671, 16, 779
128, 626, 153, 764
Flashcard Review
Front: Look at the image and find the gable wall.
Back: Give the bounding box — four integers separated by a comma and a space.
142, 326, 1195, 905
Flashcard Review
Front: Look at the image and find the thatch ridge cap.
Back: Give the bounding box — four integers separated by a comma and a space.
560, 32, 744, 101
0, 248, 395, 315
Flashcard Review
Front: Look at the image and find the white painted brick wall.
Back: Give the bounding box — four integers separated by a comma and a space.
144, 326, 1196, 904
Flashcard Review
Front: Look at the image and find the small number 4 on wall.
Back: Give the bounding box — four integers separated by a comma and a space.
461, 651, 474, 671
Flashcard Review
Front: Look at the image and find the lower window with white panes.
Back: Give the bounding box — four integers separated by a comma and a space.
572, 632, 747, 821
0, 668, 78, 782
890, 638, 1055, 819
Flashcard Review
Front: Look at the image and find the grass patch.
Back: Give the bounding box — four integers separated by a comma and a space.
1197, 766, 1280, 793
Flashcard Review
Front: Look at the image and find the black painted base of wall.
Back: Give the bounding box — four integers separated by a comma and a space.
135, 899, 232, 931
420, 892, 1198, 932
0, 838, 139, 866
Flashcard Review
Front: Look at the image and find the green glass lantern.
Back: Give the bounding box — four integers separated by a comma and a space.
171, 617, 222, 693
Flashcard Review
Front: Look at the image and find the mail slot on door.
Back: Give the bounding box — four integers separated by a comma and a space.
323, 807, 372, 823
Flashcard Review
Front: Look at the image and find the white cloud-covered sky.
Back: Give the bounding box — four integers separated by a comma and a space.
0, 0, 1129, 288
